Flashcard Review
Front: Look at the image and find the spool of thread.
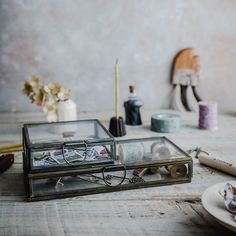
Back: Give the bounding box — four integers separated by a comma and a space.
143, 152, 159, 161
133, 168, 148, 177
198, 101, 218, 130
118, 143, 145, 163
151, 114, 181, 133
150, 142, 171, 159
143, 152, 160, 174
133, 152, 160, 177
165, 164, 187, 178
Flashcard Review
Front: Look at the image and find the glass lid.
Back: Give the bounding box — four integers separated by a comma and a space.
116, 137, 190, 164
24, 119, 113, 146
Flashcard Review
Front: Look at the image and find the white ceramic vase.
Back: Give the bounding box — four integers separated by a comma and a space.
57, 99, 77, 122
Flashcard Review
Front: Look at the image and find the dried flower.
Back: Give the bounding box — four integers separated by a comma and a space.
43, 82, 61, 96
23, 75, 71, 122
57, 87, 70, 101
32, 87, 44, 106
23, 75, 41, 96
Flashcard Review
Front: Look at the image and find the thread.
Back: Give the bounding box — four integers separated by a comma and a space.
198, 101, 218, 130
165, 164, 187, 178
142, 152, 160, 174
118, 143, 145, 163
150, 142, 171, 159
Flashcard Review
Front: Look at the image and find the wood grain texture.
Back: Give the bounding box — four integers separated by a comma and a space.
0, 199, 234, 236
173, 49, 199, 72
0, 111, 235, 235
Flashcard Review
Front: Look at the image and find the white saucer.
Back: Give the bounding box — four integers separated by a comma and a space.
202, 181, 236, 232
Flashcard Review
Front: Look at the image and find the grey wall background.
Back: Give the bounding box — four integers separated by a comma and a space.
0, 0, 236, 114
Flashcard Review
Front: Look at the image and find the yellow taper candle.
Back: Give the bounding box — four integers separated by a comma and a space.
115, 58, 119, 119
0, 143, 23, 153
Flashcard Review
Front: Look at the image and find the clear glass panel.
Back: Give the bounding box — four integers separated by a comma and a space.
31, 144, 114, 170
31, 162, 189, 198
28, 137, 191, 200
26, 120, 111, 145
116, 137, 186, 164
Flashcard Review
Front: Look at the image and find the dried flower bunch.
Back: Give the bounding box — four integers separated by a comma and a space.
23, 75, 70, 122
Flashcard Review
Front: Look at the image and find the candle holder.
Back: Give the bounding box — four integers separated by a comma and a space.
109, 116, 126, 137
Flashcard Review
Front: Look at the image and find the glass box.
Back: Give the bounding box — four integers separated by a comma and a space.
23, 121, 192, 201
23, 119, 116, 173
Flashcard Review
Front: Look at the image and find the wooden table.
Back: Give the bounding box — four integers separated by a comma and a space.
0, 111, 235, 236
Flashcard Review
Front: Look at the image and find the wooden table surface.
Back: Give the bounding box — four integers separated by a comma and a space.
0, 111, 236, 236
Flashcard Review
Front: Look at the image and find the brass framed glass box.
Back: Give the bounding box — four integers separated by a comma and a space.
23, 119, 115, 173
23, 120, 192, 201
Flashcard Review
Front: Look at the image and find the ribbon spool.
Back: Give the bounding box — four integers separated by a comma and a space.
151, 114, 181, 133
165, 164, 187, 178
150, 142, 171, 159
198, 101, 218, 130
150, 141, 187, 178
118, 142, 145, 163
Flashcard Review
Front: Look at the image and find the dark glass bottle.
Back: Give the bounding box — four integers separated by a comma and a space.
124, 85, 143, 125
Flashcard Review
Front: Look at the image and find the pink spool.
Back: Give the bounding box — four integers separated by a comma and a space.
198, 101, 218, 130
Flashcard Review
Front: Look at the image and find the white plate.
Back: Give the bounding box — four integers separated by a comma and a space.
202, 181, 236, 232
